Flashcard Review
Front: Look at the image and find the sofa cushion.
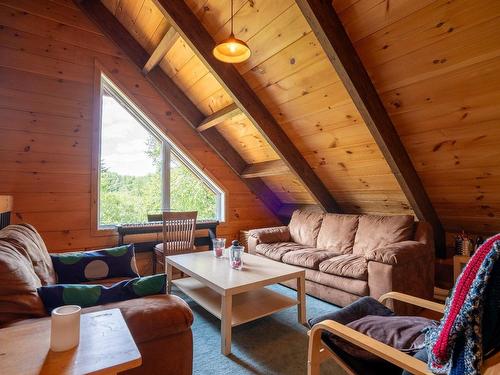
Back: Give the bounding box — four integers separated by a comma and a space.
319, 254, 368, 280
316, 214, 359, 254
353, 215, 415, 255
306, 269, 369, 296
282, 249, 338, 270
50, 244, 139, 283
255, 242, 305, 261
288, 210, 324, 247
38, 274, 166, 313
248, 226, 291, 244
0, 237, 47, 326
334, 315, 434, 362
0, 224, 56, 285
82, 294, 194, 344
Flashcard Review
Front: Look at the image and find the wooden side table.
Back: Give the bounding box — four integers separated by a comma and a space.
454, 255, 471, 282
0, 308, 141, 375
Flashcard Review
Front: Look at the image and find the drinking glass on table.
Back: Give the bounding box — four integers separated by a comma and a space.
230, 244, 244, 270
212, 238, 226, 258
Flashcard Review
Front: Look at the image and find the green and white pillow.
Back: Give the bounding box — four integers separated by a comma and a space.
50, 244, 138, 283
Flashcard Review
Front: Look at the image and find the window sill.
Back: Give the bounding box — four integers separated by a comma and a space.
91, 225, 117, 237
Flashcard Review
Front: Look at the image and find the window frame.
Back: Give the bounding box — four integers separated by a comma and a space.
92, 69, 225, 234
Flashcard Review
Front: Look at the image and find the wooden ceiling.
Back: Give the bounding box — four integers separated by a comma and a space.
99, 0, 500, 235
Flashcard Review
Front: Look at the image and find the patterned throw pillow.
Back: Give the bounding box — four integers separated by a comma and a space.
37, 274, 166, 313
50, 244, 139, 283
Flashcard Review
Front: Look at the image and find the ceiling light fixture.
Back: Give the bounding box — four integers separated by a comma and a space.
212, 0, 251, 63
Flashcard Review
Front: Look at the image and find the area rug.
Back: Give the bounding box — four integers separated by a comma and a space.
172, 284, 347, 375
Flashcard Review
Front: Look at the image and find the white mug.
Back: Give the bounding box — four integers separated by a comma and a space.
50, 305, 81, 352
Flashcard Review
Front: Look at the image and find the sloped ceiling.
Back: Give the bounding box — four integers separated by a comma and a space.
334, 0, 500, 234
101, 0, 500, 234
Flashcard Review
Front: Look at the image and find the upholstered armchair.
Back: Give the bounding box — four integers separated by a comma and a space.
307, 235, 500, 375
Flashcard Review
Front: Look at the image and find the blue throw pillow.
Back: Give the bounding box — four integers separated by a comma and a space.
37, 274, 166, 313
50, 244, 139, 283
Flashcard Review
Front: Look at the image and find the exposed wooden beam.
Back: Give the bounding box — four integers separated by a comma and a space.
153, 0, 341, 214
295, 0, 445, 255
75, 0, 283, 220
197, 103, 241, 132
241, 160, 289, 179
142, 26, 179, 74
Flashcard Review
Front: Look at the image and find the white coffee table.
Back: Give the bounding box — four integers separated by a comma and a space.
166, 251, 306, 355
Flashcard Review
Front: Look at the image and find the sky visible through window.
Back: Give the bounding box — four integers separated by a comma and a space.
98, 89, 220, 225
101, 94, 158, 176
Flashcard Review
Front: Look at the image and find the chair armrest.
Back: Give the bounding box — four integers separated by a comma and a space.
248, 226, 291, 244
365, 241, 430, 265
379, 292, 445, 314
309, 320, 432, 375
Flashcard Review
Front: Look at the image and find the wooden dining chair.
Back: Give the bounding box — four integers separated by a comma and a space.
153, 211, 197, 273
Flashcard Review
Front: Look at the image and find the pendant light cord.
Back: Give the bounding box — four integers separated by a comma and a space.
230, 0, 234, 35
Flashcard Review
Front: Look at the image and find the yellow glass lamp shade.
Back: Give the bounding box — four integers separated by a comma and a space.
213, 34, 251, 63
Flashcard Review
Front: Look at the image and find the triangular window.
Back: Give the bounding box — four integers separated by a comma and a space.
97, 74, 224, 228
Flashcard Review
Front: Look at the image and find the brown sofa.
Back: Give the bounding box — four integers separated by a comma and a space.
248, 210, 434, 314
0, 224, 193, 375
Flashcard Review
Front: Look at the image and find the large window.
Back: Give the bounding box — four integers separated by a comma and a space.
97, 74, 224, 228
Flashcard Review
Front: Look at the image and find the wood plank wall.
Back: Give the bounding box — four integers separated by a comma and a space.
0, 0, 280, 254
334, 0, 500, 235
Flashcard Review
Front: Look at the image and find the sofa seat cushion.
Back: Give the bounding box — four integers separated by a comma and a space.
353, 215, 415, 255
319, 254, 368, 281
282, 249, 339, 270
305, 269, 369, 296
255, 242, 306, 261
83, 294, 193, 344
288, 210, 324, 247
316, 214, 359, 254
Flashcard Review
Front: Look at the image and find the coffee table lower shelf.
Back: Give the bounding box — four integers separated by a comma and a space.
173, 277, 299, 327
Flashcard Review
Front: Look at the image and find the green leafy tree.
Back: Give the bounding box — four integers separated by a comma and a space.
99, 135, 218, 225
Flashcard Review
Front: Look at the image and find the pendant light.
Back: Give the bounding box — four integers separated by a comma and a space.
212, 0, 251, 63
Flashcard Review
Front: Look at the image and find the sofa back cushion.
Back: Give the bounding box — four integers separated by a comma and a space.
353, 215, 415, 255
316, 214, 359, 254
0, 237, 47, 326
288, 210, 324, 247
0, 224, 56, 285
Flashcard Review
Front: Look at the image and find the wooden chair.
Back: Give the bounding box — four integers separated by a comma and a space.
153, 211, 197, 273
307, 291, 500, 375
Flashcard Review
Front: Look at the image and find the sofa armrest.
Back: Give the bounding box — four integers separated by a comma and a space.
365, 241, 430, 265
82, 294, 193, 344
247, 226, 290, 254
249, 226, 290, 244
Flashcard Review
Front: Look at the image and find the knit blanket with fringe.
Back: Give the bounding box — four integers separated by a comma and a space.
425, 234, 500, 374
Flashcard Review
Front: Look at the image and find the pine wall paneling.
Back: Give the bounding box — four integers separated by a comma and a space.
0, 0, 280, 259
334, 0, 500, 235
